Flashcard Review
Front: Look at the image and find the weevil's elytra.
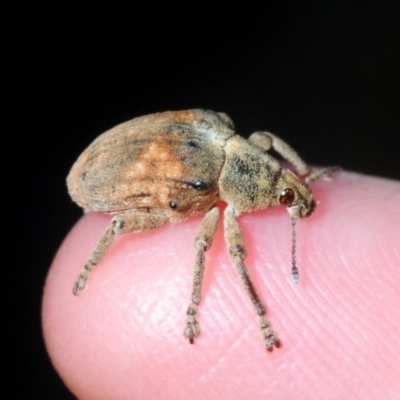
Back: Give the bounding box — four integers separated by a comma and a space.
68, 109, 338, 351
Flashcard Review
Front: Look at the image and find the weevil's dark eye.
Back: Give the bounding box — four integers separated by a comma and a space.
279, 188, 295, 205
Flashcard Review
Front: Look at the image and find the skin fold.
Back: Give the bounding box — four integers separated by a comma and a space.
42, 172, 400, 400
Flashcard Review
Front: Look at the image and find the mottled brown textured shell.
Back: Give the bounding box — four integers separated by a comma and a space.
68, 109, 235, 221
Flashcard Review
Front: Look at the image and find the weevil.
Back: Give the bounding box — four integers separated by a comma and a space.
67, 109, 338, 351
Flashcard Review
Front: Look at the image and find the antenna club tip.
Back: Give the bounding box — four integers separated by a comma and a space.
291, 267, 299, 284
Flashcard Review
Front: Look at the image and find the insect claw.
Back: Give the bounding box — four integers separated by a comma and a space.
266, 339, 281, 351
72, 282, 81, 296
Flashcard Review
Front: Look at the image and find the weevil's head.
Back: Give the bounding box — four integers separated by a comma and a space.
277, 169, 317, 219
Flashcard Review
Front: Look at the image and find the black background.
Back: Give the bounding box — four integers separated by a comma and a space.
15, 3, 398, 399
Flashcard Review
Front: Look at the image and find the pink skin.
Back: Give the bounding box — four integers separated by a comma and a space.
42, 172, 400, 399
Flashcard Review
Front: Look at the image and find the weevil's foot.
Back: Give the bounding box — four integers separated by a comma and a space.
305, 166, 342, 184
72, 273, 88, 295
72, 280, 85, 295
72, 263, 93, 295
264, 334, 281, 352
260, 317, 281, 352
183, 304, 200, 344
184, 323, 200, 344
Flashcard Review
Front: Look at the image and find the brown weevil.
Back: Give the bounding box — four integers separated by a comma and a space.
67, 109, 338, 351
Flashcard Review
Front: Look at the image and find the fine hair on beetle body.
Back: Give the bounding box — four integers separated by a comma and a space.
67, 109, 338, 351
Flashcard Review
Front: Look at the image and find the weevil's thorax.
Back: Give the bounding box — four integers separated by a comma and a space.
219, 136, 316, 217
219, 136, 284, 211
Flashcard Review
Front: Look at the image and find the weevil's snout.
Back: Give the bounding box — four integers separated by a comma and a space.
304, 199, 317, 217
278, 178, 317, 219
286, 197, 316, 219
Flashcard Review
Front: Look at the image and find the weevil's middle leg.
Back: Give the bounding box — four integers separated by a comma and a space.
184, 206, 219, 344
224, 206, 280, 351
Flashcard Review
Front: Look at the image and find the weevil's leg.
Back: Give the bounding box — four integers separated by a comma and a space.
224, 206, 280, 351
305, 165, 342, 184
248, 131, 310, 176
73, 211, 167, 295
184, 206, 219, 344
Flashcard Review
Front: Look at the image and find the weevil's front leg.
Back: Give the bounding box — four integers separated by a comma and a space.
184, 206, 219, 344
248, 131, 310, 176
305, 165, 342, 184
73, 211, 167, 295
224, 206, 280, 351
249, 132, 341, 183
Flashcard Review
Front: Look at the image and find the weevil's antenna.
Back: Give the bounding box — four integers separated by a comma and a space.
291, 217, 299, 283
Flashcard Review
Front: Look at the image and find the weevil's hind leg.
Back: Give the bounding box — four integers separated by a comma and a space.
224, 206, 280, 351
184, 206, 219, 344
73, 211, 168, 295
248, 131, 310, 176
73, 220, 115, 295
